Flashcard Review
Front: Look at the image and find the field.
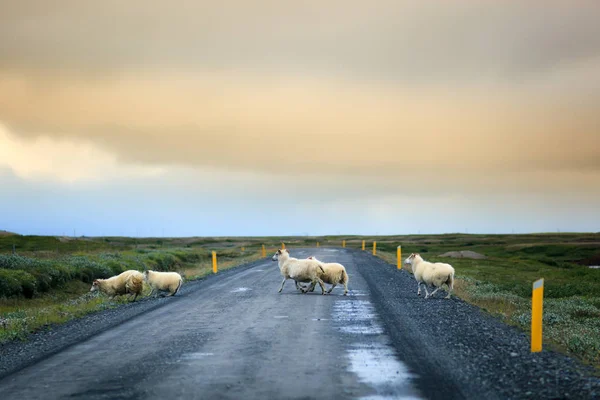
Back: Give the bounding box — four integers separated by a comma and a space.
1, 232, 599, 368
364, 233, 600, 367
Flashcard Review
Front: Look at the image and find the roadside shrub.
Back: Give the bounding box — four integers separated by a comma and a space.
64, 257, 112, 283
147, 253, 178, 271
103, 260, 126, 275
0, 269, 37, 298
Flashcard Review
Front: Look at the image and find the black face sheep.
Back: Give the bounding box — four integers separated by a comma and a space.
143, 270, 183, 297
272, 249, 326, 295
302, 256, 349, 295
90, 270, 144, 301
404, 253, 455, 299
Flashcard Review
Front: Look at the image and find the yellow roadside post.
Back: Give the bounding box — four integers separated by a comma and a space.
342, 240, 346, 248
362, 240, 365, 251
281, 242, 286, 249
317, 242, 320, 248
261, 245, 266, 258
241, 246, 245, 252
212, 251, 218, 274
531, 278, 544, 352
372, 241, 377, 255
397, 246, 402, 270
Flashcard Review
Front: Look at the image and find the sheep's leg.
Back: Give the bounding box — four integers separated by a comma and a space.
317, 278, 326, 295
278, 278, 287, 293
445, 285, 452, 299
302, 283, 314, 293
424, 285, 431, 299
428, 286, 442, 298
327, 284, 336, 294
343, 282, 348, 296
417, 281, 422, 296
131, 293, 138, 302
295, 281, 308, 293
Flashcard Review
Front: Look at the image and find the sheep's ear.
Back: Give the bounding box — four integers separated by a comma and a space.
92, 280, 98, 285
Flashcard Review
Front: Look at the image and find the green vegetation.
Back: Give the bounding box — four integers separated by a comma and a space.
1, 232, 599, 368
0, 234, 273, 342
366, 233, 600, 368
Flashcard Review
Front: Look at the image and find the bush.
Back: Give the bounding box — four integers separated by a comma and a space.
0, 269, 37, 298
66, 257, 112, 283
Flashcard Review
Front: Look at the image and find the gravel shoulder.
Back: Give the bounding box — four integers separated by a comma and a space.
354, 249, 600, 399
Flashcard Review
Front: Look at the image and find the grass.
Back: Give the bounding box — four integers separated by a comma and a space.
368, 233, 600, 368
0, 239, 279, 344
2, 232, 600, 368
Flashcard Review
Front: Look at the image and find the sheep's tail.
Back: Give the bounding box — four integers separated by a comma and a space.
447, 271, 454, 290
174, 277, 183, 296
341, 268, 349, 285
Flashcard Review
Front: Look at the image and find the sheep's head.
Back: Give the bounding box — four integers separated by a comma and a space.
90, 280, 100, 292
142, 270, 150, 280
404, 253, 417, 265
272, 249, 289, 261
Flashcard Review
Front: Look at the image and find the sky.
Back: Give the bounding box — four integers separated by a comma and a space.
1, 1, 599, 236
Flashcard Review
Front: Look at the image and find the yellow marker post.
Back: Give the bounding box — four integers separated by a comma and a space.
342, 240, 346, 248
317, 242, 320, 248
261, 245, 266, 258
362, 240, 365, 251
397, 246, 402, 270
212, 251, 218, 274
281, 242, 286, 249
531, 278, 544, 352
372, 241, 377, 255
241, 246, 245, 252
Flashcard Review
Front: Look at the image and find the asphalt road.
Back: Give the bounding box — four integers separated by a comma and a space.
0, 248, 599, 399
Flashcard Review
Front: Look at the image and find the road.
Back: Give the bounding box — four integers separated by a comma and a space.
0, 248, 599, 399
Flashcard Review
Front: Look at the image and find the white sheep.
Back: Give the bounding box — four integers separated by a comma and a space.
90, 270, 144, 301
302, 256, 349, 295
272, 249, 326, 295
404, 253, 454, 299
143, 270, 183, 297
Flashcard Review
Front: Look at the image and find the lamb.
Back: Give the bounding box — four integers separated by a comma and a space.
90, 270, 144, 301
272, 249, 326, 295
302, 256, 349, 295
404, 253, 454, 299
143, 270, 183, 297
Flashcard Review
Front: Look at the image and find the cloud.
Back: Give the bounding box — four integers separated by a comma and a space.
0, 122, 163, 183
1, 70, 599, 182
0, 1, 599, 197
1, 1, 600, 84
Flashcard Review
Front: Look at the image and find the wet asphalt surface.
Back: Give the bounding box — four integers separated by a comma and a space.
0, 248, 599, 399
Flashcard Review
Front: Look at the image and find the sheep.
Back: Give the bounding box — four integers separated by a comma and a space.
301, 256, 349, 295
90, 270, 144, 301
272, 249, 326, 295
143, 270, 183, 297
404, 253, 454, 299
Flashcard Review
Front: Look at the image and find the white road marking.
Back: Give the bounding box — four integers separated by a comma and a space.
181, 352, 214, 360
231, 287, 252, 293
